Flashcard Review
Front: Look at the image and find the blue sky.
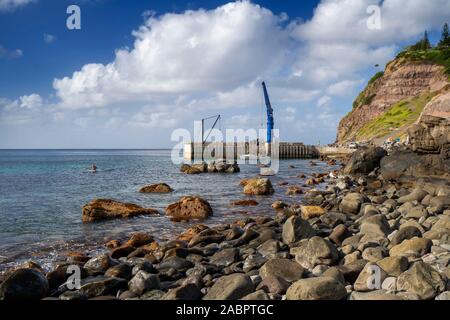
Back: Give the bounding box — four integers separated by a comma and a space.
0, 0, 449, 148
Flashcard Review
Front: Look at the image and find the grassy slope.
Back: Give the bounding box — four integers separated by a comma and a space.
355, 92, 436, 141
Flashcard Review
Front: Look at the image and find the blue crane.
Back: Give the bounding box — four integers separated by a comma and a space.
262, 81, 274, 144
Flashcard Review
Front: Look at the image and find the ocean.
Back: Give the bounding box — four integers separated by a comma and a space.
0, 149, 333, 271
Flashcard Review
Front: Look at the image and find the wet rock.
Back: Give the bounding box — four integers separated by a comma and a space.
125, 232, 154, 247
0, 268, 49, 300
105, 263, 132, 280
282, 216, 316, 245
139, 183, 173, 193
203, 274, 254, 300
177, 225, 209, 243
272, 201, 288, 210
209, 248, 239, 267
286, 186, 303, 196
243, 253, 268, 273
343, 146, 387, 175
82, 199, 159, 222
59, 291, 88, 301
286, 277, 347, 300
80, 277, 128, 298
111, 245, 136, 259
300, 206, 326, 219
84, 254, 116, 275
128, 271, 160, 295
166, 196, 213, 222
232, 200, 259, 206
339, 193, 366, 215
242, 178, 275, 196
389, 237, 432, 258
259, 258, 304, 282
397, 262, 446, 300
293, 236, 339, 270
156, 256, 194, 272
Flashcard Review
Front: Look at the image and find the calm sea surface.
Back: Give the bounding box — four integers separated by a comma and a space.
0, 149, 334, 271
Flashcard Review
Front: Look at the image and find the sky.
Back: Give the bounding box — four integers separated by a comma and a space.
0, 0, 449, 149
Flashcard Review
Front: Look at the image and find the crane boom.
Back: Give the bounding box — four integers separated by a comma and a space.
262, 81, 274, 144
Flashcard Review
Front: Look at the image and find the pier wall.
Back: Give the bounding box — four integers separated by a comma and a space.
183, 142, 319, 161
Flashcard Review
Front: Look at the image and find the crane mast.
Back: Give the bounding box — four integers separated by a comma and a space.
262, 81, 274, 144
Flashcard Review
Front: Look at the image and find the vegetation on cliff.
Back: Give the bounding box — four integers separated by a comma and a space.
354, 92, 436, 141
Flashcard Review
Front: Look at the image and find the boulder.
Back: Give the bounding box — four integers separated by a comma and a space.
162, 283, 202, 300
286, 277, 347, 300
166, 196, 213, 222
203, 274, 254, 300
125, 232, 154, 247
282, 216, 316, 245
139, 183, 173, 193
397, 188, 428, 204
380, 150, 450, 180
259, 258, 304, 282
128, 271, 160, 295
397, 262, 446, 300
0, 268, 49, 300
354, 262, 387, 292
343, 146, 387, 175
377, 256, 409, 277
242, 178, 275, 196
209, 248, 239, 267
80, 276, 128, 298
82, 199, 158, 222
349, 290, 402, 300
84, 254, 116, 274
359, 214, 391, 237
390, 226, 422, 246
339, 193, 366, 215
256, 275, 290, 295
300, 206, 326, 219
389, 237, 432, 258
293, 236, 339, 270
329, 224, 352, 246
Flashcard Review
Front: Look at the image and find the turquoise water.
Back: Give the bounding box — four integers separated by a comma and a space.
0, 149, 334, 270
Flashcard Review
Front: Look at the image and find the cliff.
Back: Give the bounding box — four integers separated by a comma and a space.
337, 47, 450, 144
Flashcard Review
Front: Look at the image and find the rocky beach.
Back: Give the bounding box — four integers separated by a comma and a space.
1, 116, 449, 301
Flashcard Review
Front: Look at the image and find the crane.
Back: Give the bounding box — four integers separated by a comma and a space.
262, 81, 274, 144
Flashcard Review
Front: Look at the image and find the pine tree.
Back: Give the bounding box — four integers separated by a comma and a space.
438, 23, 450, 47
421, 30, 431, 50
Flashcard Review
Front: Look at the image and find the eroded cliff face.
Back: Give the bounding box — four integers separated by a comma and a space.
337, 58, 449, 143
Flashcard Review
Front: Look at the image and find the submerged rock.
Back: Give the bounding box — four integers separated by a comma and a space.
82, 199, 159, 222
139, 183, 173, 193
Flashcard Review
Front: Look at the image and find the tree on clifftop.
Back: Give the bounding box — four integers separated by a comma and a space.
438, 23, 450, 47
411, 30, 432, 51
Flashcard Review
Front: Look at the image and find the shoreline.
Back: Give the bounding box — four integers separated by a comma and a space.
1, 150, 450, 301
